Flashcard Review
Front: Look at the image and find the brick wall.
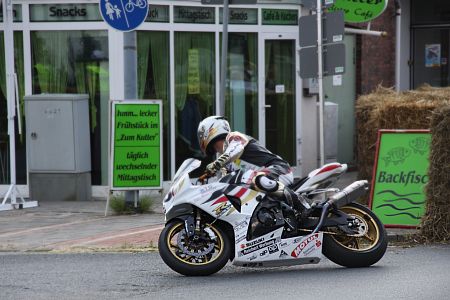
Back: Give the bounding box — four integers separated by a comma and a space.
357, 1, 397, 95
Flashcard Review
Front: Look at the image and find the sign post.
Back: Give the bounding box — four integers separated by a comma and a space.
100, 0, 148, 210
106, 100, 162, 215
299, 0, 345, 166
369, 130, 431, 228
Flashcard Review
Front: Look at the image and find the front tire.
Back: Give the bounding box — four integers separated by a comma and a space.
323, 203, 388, 268
158, 219, 231, 276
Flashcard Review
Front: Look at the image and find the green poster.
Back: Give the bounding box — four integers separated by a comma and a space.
111, 101, 162, 189
370, 130, 431, 227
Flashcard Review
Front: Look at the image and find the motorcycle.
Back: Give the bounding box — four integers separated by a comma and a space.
158, 159, 387, 276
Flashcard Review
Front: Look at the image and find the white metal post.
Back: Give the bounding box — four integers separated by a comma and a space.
219, 0, 229, 116
317, 0, 325, 167
1, 0, 37, 211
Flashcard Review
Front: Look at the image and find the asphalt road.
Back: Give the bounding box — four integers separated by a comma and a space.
1, 245, 449, 300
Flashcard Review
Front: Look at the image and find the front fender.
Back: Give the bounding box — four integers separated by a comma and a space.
165, 203, 194, 222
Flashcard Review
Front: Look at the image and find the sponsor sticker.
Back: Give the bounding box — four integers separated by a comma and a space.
279, 250, 289, 258
291, 234, 320, 258
234, 220, 248, 231
235, 235, 246, 243
268, 244, 279, 254
279, 241, 291, 248
239, 238, 277, 257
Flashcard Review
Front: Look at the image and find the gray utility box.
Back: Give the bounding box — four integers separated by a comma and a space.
25, 94, 92, 201
317, 102, 338, 165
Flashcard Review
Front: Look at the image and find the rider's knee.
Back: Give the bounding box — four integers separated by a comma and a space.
253, 173, 284, 195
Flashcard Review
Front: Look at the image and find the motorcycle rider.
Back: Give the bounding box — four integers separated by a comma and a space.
197, 116, 305, 211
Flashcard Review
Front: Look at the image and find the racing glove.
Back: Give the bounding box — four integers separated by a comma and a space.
206, 153, 230, 174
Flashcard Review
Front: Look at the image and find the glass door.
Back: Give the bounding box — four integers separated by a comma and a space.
260, 33, 299, 170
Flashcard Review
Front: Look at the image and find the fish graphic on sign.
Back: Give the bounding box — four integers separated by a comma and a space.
409, 137, 430, 155
382, 147, 411, 166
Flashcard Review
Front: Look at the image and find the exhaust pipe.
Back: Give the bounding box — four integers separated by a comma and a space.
311, 180, 369, 234
327, 180, 369, 208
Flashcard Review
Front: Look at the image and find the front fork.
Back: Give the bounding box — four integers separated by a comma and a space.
184, 208, 202, 238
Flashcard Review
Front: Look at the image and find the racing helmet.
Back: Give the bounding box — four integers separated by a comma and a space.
197, 116, 230, 155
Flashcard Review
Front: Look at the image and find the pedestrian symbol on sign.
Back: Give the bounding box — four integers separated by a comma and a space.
99, 0, 148, 31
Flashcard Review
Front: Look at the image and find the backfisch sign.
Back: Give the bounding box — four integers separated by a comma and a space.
328, 0, 388, 23
369, 130, 430, 228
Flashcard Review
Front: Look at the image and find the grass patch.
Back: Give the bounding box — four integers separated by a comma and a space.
109, 194, 154, 215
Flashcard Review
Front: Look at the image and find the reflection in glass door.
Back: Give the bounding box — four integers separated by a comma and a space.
174, 32, 215, 175
412, 28, 450, 88
263, 38, 296, 166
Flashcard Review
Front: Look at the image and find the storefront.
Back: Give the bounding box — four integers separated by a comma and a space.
1, 0, 314, 197
394, 0, 450, 90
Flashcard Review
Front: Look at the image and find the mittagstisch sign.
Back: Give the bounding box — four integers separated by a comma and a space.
110, 100, 162, 190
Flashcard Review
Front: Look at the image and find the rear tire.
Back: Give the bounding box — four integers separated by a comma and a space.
323, 203, 387, 268
158, 219, 231, 276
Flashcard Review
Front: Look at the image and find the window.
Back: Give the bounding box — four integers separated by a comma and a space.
0, 32, 25, 184
223, 33, 258, 138
137, 31, 170, 180
31, 30, 109, 184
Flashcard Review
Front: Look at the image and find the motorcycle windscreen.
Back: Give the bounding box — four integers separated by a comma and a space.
172, 158, 201, 183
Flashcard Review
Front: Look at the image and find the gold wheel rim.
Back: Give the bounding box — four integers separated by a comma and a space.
330, 206, 380, 252
166, 223, 224, 266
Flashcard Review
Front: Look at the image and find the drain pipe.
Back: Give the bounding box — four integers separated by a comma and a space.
395, 0, 402, 92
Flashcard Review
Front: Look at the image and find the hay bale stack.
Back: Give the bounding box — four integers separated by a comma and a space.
355, 85, 450, 183
420, 106, 450, 242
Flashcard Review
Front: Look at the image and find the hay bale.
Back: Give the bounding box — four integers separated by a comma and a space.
420, 106, 450, 242
355, 85, 450, 184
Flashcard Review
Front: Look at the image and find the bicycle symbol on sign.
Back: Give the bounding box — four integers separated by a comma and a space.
125, 0, 147, 13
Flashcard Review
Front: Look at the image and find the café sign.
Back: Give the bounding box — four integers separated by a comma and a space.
328, 0, 388, 23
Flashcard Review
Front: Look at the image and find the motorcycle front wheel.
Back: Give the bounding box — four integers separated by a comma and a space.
322, 203, 388, 268
158, 218, 231, 276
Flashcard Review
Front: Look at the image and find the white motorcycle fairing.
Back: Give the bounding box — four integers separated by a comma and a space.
163, 159, 323, 268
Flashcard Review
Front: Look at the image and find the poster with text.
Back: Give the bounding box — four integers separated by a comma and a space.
111, 100, 162, 190
369, 130, 431, 228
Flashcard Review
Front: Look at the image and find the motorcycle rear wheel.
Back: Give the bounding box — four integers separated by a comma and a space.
322, 203, 387, 268
158, 219, 230, 276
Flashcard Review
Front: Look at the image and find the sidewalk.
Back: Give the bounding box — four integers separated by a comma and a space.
0, 172, 418, 252
0, 199, 165, 252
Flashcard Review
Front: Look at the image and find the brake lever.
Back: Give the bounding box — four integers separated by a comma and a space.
198, 172, 211, 184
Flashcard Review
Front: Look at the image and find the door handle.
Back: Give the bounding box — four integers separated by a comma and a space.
264, 105, 272, 108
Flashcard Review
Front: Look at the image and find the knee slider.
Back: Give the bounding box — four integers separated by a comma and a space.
253, 173, 279, 193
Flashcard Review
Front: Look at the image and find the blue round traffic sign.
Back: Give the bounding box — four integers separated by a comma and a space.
99, 0, 148, 31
